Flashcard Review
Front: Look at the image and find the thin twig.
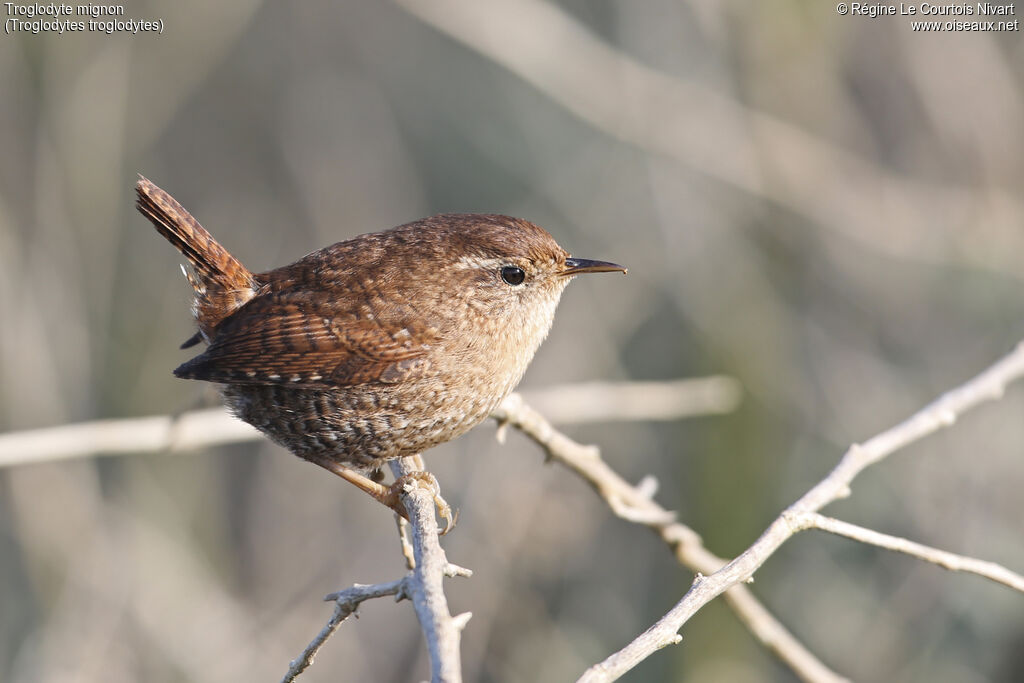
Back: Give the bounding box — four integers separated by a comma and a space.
280, 579, 407, 683
577, 341, 1024, 682
396, 514, 417, 570
0, 377, 737, 469
493, 395, 847, 683
789, 512, 1024, 593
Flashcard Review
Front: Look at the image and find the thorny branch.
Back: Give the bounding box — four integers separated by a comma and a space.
389, 456, 473, 683
492, 396, 848, 683
573, 341, 1024, 683
282, 457, 472, 683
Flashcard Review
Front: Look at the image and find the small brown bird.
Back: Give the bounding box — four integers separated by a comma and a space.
136, 176, 624, 520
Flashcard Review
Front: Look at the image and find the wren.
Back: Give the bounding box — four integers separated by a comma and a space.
136, 176, 624, 518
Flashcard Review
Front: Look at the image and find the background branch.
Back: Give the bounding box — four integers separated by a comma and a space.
396, 0, 1024, 279
517, 376, 740, 424
0, 378, 734, 469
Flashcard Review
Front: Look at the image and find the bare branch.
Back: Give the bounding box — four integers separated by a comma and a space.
281, 459, 472, 682
789, 512, 1024, 594
492, 395, 847, 683
0, 378, 735, 469
577, 341, 1024, 682
281, 578, 407, 683
279, 457, 472, 683
390, 457, 472, 683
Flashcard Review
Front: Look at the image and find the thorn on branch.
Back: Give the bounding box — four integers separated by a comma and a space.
494, 419, 510, 444
635, 475, 659, 499
452, 612, 474, 632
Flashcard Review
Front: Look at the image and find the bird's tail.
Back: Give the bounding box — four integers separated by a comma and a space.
136, 176, 257, 342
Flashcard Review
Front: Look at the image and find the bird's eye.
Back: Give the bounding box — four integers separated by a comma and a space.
500, 265, 526, 286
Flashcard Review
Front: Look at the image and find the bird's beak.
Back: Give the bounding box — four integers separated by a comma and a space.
560, 257, 627, 276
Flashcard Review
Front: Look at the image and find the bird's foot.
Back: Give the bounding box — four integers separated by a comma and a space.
312, 458, 455, 534
387, 472, 456, 535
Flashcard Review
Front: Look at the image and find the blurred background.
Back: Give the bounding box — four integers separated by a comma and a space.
2, 1, 1024, 681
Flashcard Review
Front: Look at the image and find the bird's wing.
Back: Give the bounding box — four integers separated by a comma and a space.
173, 288, 440, 387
